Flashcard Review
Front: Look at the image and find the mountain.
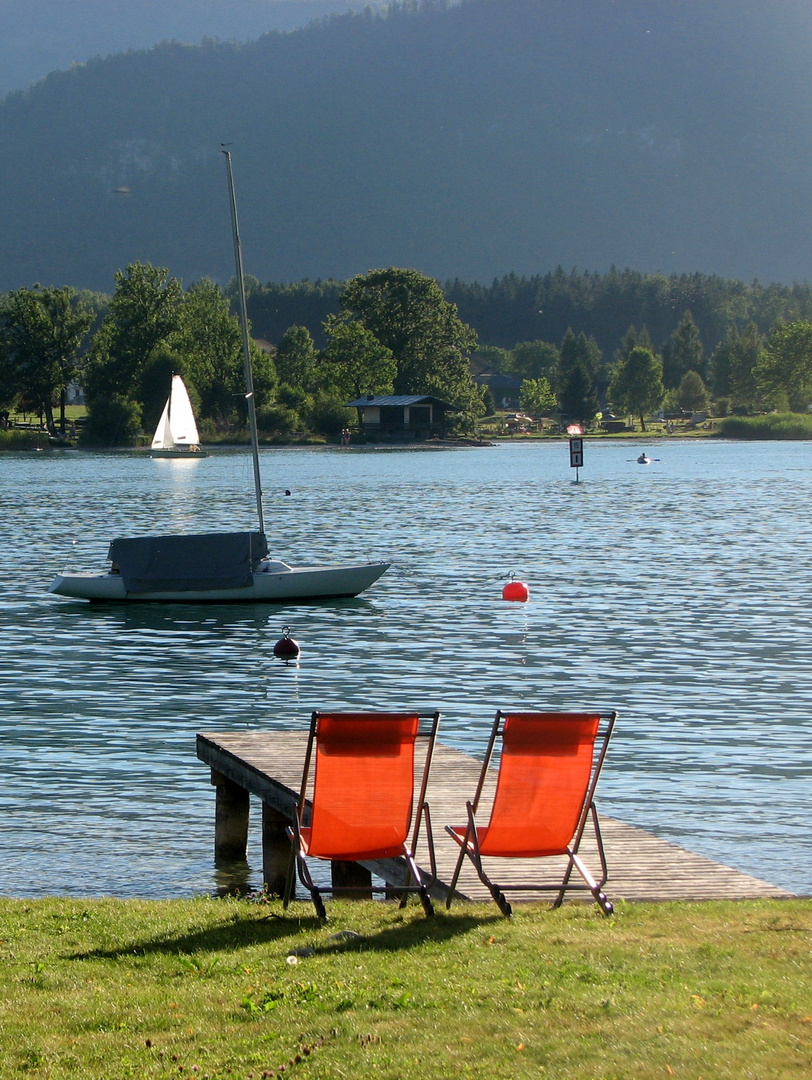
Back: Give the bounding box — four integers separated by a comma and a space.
1, 0, 811, 296
0, 1, 385, 98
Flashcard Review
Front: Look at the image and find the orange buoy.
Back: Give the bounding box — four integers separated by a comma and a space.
502, 580, 530, 602
273, 626, 300, 659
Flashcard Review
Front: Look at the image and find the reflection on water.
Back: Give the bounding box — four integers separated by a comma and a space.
1, 440, 811, 898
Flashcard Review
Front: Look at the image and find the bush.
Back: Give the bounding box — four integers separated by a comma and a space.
718, 412, 812, 439
255, 403, 300, 437
309, 397, 353, 438
0, 428, 45, 450
276, 383, 312, 414
79, 396, 142, 447
197, 417, 219, 441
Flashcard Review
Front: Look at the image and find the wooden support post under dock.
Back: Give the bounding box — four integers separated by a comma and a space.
197, 730, 796, 905
211, 770, 250, 862
261, 804, 292, 898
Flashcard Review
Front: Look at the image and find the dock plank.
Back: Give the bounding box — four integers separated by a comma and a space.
197, 731, 794, 904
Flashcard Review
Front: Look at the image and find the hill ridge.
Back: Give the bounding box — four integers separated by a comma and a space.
1, 0, 811, 293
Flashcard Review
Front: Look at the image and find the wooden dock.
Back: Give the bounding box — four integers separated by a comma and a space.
196, 730, 795, 905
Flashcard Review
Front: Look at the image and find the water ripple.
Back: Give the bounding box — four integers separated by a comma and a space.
1, 440, 810, 897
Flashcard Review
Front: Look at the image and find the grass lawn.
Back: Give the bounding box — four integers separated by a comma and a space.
1, 896, 810, 1079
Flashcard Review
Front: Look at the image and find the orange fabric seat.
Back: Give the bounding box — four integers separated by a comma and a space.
284, 711, 441, 919
445, 711, 616, 916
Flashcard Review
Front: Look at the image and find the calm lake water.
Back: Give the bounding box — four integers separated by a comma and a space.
1, 438, 810, 899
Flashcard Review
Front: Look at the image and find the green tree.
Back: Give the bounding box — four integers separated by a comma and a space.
708, 326, 735, 398
274, 325, 317, 390
677, 370, 710, 413
662, 310, 703, 389
170, 277, 271, 424
245, 345, 279, 416
309, 393, 354, 439
0, 285, 93, 432
728, 323, 763, 411
559, 328, 604, 405
560, 327, 601, 374
339, 267, 478, 406
255, 402, 301, 439
709, 322, 764, 409
510, 339, 560, 383
754, 320, 812, 411
616, 324, 654, 363
519, 376, 557, 417
83, 262, 183, 402
609, 346, 665, 431
78, 395, 142, 447
559, 359, 600, 425
138, 345, 187, 436
320, 317, 396, 407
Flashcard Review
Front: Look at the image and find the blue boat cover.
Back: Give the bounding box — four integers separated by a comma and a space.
107, 532, 268, 593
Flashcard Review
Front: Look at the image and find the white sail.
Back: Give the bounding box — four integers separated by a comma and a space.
151, 399, 172, 450
151, 376, 201, 449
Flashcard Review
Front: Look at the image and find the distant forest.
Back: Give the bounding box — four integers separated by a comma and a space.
0, 1, 387, 99
244, 267, 812, 359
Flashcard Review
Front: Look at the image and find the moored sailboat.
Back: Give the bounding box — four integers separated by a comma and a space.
48, 151, 390, 604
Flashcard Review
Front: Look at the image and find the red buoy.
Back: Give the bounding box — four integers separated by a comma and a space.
502, 580, 530, 602
273, 626, 300, 659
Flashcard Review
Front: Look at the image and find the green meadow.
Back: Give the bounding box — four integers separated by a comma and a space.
1, 896, 810, 1079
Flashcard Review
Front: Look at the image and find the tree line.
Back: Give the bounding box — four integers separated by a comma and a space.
0, 264, 480, 444
3, 262, 812, 445
242, 267, 812, 428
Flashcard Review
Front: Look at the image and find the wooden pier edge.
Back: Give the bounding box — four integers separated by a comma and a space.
196, 731, 797, 905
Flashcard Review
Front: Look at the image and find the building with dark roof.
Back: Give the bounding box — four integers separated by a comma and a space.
470, 359, 522, 410
345, 395, 457, 439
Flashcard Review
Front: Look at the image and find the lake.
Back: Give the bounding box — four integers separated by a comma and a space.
1, 438, 810, 898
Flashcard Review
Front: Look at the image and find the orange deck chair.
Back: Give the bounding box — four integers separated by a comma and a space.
283, 711, 441, 919
444, 710, 617, 916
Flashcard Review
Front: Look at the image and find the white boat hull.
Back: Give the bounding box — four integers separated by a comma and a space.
49, 559, 390, 603
150, 448, 209, 458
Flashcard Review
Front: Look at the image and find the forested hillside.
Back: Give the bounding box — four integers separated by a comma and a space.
0, 1, 383, 98
2, 0, 812, 294
240, 269, 812, 359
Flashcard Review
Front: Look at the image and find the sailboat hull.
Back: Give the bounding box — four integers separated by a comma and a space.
49, 560, 390, 603
150, 447, 209, 458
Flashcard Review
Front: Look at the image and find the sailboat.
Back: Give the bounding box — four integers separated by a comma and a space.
150, 375, 208, 457
48, 151, 390, 604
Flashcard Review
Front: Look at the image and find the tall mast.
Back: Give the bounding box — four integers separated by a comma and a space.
222, 148, 265, 537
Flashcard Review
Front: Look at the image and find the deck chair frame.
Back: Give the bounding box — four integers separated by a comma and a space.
283, 710, 440, 919
445, 710, 617, 916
